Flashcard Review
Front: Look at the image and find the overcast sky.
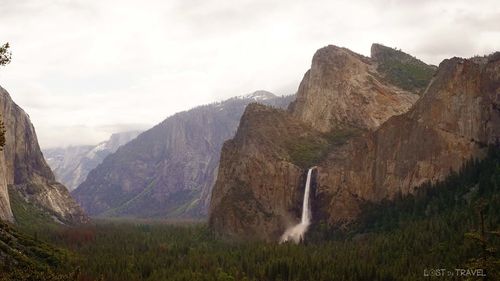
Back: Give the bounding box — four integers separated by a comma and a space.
0, 0, 498, 148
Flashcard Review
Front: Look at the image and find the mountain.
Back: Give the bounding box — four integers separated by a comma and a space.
43, 131, 141, 191
317, 53, 500, 226
209, 103, 331, 240
0, 86, 86, 224
209, 44, 472, 241
288, 45, 421, 133
72, 91, 295, 218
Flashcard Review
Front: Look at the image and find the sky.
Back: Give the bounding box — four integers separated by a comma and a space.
0, 0, 498, 148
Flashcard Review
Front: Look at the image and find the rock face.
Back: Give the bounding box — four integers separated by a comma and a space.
289, 45, 421, 133
209, 104, 330, 240
72, 92, 294, 218
317, 53, 500, 225
0, 86, 87, 223
209, 44, 456, 241
43, 131, 141, 191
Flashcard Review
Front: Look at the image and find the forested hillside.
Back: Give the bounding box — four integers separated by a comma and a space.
3, 145, 497, 281
0, 221, 76, 281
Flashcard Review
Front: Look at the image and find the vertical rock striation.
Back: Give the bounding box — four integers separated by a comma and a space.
72, 92, 295, 219
0, 86, 87, 223
210, 44, 434, 240
289, 45, 420, 132
317, 53, 500, 225
209, 104, 327, 240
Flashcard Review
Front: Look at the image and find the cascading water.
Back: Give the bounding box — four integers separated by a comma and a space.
280, 167, 316, 244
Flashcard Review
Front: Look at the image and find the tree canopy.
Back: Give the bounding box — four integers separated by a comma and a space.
0, 42, 12, 66
0, 42, 10, 150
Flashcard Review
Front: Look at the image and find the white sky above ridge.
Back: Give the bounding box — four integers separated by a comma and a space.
0, 0, 498, 148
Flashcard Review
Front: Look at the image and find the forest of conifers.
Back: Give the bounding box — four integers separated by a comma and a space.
1, 146, 499, 281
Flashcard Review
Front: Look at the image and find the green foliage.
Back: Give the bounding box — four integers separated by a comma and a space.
0, 221, 76, 281
2, 188, 77, 280
47, 145, 498, 281
353, 146, 500, 235
0, 42, 11, 66
463, 199, 500, 280
379, 59, 434, 92
464, 231, 500, 281
286, 137, 329, 168
376, 48, 435, 93
287, 128, 360, 168
8, 186, 62, 237
320, 144, 500, 279
0, 268, 78, 281
324, 128, 360, 146
8, 145, 499, 281
0, 43, 10, 152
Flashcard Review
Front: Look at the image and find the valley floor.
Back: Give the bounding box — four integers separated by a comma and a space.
2, 147, 500, 281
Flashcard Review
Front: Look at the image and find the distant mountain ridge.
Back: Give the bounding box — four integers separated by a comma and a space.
72, 91, 295, 219
43, 131, 141, 191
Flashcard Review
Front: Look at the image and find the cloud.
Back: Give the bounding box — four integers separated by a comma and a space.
0, 0, 498, 148
37, 123, 150, 149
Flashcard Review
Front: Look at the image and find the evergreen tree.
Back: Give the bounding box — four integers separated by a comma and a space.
0, 42, 10, 150
464, 201, 500, 280
0, 42, 11, 66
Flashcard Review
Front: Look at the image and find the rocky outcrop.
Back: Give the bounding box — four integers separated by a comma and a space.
317, 53, 500, 225
0, 86, 87, 223
43, 131, 141, 191
209, 45, 499, 241
209, 104, 331, 240
0, 153, 11, 221
289, 45, 422, 133
72, 92, 295, 219
210, 44, 432, 240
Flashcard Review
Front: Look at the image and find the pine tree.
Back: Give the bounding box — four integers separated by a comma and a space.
0, 42, 11, 66
464, 200, 500, 281
0, 42, 10, 150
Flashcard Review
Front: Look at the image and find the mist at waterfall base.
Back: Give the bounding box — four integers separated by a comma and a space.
280, 167, 315, 244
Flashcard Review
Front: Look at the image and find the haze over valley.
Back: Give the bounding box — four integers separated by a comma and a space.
0, 1, 499, 280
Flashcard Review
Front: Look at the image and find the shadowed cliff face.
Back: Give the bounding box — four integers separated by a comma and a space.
209, 104, 330, 241
317, 53, 500, 225
0, 86, 87, 223
72, 92, 294, 219
209, 44, 435, 241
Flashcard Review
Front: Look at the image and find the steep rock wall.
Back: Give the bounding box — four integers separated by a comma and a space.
0, 86, 86, 223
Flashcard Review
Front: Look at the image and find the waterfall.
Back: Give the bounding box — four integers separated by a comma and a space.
280, 167, 315, 244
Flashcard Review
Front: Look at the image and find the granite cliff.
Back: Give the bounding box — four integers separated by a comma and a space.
0, 86, 86, 223
209, 44, 488, 241
288, 45, 424, 132
209, 104, 329, 240
317, 53, 500, 226
72, 92, 294, 219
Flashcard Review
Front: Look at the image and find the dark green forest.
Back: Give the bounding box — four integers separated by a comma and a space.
1, 146, 499, 281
